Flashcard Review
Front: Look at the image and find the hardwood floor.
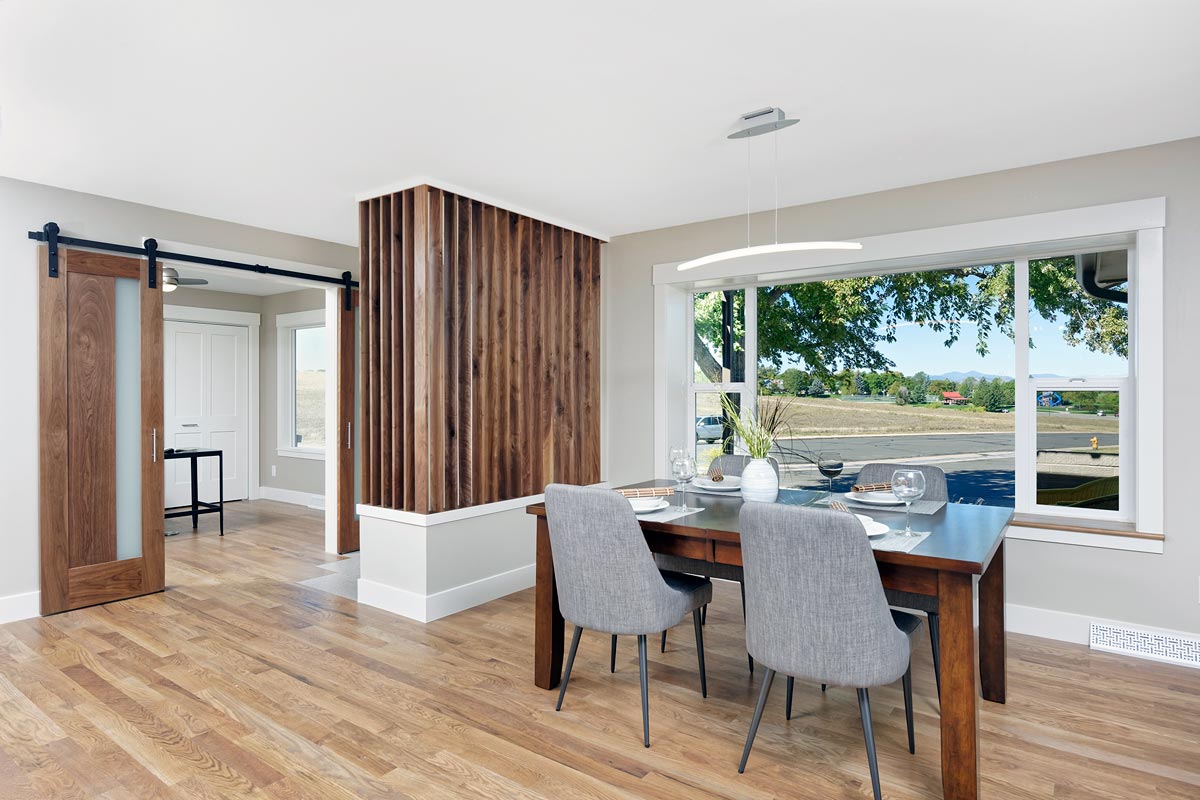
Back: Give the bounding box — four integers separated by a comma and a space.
1, 500, 1197, 799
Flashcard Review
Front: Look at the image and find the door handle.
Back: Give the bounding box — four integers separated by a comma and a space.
181, 423, 199, 427
152, 427, 157, 462
346, 421, 352, 448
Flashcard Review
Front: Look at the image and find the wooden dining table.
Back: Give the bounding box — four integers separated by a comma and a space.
527, 480, 1011, 800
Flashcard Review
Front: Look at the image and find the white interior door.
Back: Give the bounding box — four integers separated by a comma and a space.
164, 321, 250, 507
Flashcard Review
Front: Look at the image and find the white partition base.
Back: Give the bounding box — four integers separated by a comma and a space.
356, 497, 539, 623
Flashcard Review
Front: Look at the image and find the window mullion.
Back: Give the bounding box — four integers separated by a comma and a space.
1013, 258, 1034, 513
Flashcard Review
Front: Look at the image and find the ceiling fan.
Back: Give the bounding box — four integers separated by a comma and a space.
161, 266, 208, 292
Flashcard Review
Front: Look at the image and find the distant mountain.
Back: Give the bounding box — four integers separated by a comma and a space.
930, 370, 1014, 382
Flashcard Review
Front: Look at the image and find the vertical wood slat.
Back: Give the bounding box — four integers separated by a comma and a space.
379, 196, 392, 508
401, 191, 415, 510
360, 185, 601, 513
456, 194, 473, 508
390, 195, 403, 506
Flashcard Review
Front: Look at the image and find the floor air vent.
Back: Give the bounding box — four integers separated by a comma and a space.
1089, 622, 1200, 669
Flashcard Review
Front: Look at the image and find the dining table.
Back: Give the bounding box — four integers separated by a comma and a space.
527, 479, 1011, 800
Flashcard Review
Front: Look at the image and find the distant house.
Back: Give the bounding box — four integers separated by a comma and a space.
942, 390, 969, 405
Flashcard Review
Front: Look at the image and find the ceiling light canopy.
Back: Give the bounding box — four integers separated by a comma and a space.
678, 107, 861, 272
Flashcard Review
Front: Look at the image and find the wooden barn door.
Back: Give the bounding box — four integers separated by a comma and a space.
39, 246, 165, 614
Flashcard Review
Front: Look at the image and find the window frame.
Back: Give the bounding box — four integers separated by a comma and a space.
658, 199, 1165, 551
276, 308, 327, 461
686, 287, 756, 462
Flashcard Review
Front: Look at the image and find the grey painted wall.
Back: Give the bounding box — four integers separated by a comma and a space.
0, 177, 356, 606
603, 137, 1200, 634
169, 286, 329, 497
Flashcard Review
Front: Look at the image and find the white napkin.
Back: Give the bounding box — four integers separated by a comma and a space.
870, 531, 931, 553
636, 507, 704, 523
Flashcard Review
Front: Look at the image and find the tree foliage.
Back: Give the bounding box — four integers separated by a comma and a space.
692, 258, 1127, 383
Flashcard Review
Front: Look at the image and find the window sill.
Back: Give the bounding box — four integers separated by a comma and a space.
1007, 513, 1163, 553
277, 447, 326, 462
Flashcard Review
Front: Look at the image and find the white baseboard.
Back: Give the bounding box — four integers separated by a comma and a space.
1005, 603, 1200, 667
258, 486, 325, 509
358, 563, 535, 624
0, 591, 40, 625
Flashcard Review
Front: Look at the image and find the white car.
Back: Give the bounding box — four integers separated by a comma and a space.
696, 416, 724, 443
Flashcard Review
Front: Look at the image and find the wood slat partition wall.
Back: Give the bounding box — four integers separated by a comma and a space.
359, 186, 601, 514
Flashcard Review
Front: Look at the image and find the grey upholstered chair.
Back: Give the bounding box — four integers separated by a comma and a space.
737, 502, 919, 800
655, 454, 780, 672
544, 484, 713, 748
858, 462, 948, 696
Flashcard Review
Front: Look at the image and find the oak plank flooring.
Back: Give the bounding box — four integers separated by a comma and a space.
1, 501, 1197, 799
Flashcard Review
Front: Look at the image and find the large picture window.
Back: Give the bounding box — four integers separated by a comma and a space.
686, 250, 1134, 524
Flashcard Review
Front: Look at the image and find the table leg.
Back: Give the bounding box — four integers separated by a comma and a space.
189, 456, 199, 529
938, 570, 979, 800
534, 516, 563, 690
218, 453, 225, 536
979, 541, 1006, 703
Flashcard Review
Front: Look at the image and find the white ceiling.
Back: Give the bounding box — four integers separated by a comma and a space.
2, 1, 1198, 245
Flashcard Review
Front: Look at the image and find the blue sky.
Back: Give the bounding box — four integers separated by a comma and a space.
877, 309, 1127, 378
768, 308, 1128, 378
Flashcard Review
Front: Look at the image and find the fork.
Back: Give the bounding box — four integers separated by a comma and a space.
829, 500, 851, 513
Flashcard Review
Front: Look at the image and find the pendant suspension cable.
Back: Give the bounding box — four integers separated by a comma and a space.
773, 129, 779, 244
745, 138, 752, 249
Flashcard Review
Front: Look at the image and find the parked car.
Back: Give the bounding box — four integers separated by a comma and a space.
696, 416, 724, 443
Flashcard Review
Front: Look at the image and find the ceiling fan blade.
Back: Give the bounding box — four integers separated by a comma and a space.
175, 277, 209, 286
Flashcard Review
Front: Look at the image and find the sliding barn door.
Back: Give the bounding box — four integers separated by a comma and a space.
337, 287, 360, 553
39, 246, 165, 614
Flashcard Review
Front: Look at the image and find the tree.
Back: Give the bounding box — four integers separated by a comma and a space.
895, 385, 911, 405
694, 258, 1127, 383
808, 378, 827, 397
780, 368, 809, 396
853, 372, 869, 395
928, 378, 956, 396
959, 376, 978, 399
886, 379, 904, 397
906, 371, 930, 404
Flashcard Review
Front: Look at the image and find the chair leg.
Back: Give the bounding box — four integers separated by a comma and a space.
661, 629, 667, 653
738, 668, 775, 773
610, 634, 617, 673
556, 626, 583, 712
692, 608, 707, 698
638, 634, 650, 748
928, 611, 942, 700
740, 581, 754, 675
821, 683, 827, 692
857, 688, 883, 800
701, 603, 707, 625
785, 676, 794, 720
902, 663, 915, 754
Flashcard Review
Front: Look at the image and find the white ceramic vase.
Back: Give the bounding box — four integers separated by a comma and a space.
740, 458, 779, 503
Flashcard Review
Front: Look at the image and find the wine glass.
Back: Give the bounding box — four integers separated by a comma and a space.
892, 469, 926, 537
816, 452, 844, 504
670, 449, 693, 511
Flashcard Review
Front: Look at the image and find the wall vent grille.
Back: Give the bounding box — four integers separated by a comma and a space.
1089, 622, 1200, 669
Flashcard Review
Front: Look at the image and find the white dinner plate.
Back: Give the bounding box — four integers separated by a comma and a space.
629, 497, 669, 514
845, 490, 905, 506
694, 476, 741, 491
855, 514, 890, 538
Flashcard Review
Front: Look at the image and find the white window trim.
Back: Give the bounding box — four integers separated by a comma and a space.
654, 199, 1165, 552
277, 308, 327, 461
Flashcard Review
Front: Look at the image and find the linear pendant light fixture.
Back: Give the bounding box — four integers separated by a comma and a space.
677, 107, 861, 272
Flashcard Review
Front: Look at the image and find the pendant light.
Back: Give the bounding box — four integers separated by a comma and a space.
677, 107, 861, 272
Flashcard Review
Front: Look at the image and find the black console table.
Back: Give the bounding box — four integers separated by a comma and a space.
164, 447, 224, 535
